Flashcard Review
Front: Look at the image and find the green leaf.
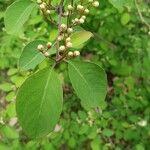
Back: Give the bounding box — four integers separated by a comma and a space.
68, 61, 107, 110
71, 31, 93, 48
4, 0, 36, 34
121, 13, 130, 25
0, 83, 12, 92
102, 129, 114, 137
1, 126, 19, 139
91, 138, 101, 150
16, 68, 63, 138
19, 40, 46, 71
108, 0, 126, 11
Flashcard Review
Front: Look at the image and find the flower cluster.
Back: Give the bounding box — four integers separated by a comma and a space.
37, 0, 53, 15
37, 42, 52, 57
36, 0, 99, 62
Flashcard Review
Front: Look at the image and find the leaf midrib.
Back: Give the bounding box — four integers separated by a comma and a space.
21, 53, 44, 70
35, 69, 53, 137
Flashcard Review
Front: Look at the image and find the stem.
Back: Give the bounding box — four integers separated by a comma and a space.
135, 0, 150, 29
55, 0, 65, 62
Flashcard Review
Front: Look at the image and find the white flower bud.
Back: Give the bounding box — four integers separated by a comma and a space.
66, 37, 71, 42
44, 52, 50, 57
74, 51, 80, 57
66, 42, 72, 48
60, 24, 67, 31
84, 9, 89, 14
148, 31, 150, 35
81, 16, 86, 20
68, 5, 73, 11
59, 45, 66, 52
47, 42, 52, 48
37, 0, 42, 4
74, 18, 79, 23
68, 51, 74, 57
37, 44, 44, 51
46, 10, 51, 14
58, 35, 64, 41
137, 120, 147, 127
77, 5, 84, 11
40, 4, 45, 10
92, 1, 99, 7
79, 18, 85, 24
67, 28, 73, 33
63, 11, 69, 17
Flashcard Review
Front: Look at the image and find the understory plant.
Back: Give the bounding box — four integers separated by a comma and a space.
4, 0, 107, 138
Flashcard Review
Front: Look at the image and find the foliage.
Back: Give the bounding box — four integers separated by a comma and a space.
0, 0, 150, 149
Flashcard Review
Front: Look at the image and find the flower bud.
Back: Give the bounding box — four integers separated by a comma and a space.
77, 5, 84, 11
79, 18, 85, 24
67, 28, 73, 34
46, 10, 51, 15
37, 44, 44, 51
74, 51, 80, 57
44, 52, 50, 57
58, 35, 64, 41
84, 9, 89, 14
68, 51, 74, 57
66, 42, 72, 48
59, 45, 66, 52
47, 42, 52, 49
81, 16, 86, 20
92, 1, 99, 7
68, 5, 73, 11
40, 3, 45, 10
60, 24, 67, 31
66, 37, 71, 42
74, 18, 79, 24
63, 11, 69, 17
37, 0, 42, 4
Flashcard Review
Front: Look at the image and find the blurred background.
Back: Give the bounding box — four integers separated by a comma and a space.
0, 0, 150, 149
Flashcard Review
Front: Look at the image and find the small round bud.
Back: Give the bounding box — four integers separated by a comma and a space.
68, 5, 73, 11
79, 18, 85, 24
37, 0, 42, 4
59, 45, 66, 52
47, 42, 52, 48
66, 37, 71, 42
63, 11, 69, 17
81, 16, 86, 20
74, 18, 79, 24
77, 5, 84, 11
68, 51, 74, 57
66, 42, 72, 48
46, 10, 51, 14
37, 44, 44, 51
67, 28, 73, 33
58, 35, 64, 41
40, 4, 45, 10
60, 24, 67, 31
92, 1, 99, 7
74, 51, 80, 57
44, 52, 50, 57
148, 31, 150, 35
84, 9, 89, 14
